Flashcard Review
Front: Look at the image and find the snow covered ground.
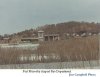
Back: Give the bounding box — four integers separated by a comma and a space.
0, 43, 39, 50
0, 60, 99, 69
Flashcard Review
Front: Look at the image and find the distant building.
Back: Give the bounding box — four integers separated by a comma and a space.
3, 37, 10, 43
20, 30, 60, 43
44, 34, 60, 41
81, 33, 86, 37
38, 30, 44, 41
88, 33, 92, 36
21, 38, 38, 43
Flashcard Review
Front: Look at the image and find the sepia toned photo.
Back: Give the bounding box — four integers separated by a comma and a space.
0, 0, 100, 69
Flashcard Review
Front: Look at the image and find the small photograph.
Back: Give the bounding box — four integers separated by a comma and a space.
0, 0, 100, 69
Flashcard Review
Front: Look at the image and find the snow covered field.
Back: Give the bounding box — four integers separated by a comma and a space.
0, 60, 99, 69
0, 43, 39, 50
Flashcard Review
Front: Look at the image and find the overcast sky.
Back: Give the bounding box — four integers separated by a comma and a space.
0, 0, 100, 35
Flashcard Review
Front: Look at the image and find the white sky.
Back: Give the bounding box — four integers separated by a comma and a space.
0, 0, 100, 35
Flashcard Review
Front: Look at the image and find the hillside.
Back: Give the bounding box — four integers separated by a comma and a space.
13, 21, 100, 37
0, 21, 100, 43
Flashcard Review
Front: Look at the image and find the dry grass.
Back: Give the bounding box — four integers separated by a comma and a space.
0, 48, 35, 65
0, 35, 99, 65
36, 35, 99, 62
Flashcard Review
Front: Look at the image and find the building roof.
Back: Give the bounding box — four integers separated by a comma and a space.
3, 37, 10, 40
21, 37, 38, 40
44, 34, 59, 36
38, 30, 44, 33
